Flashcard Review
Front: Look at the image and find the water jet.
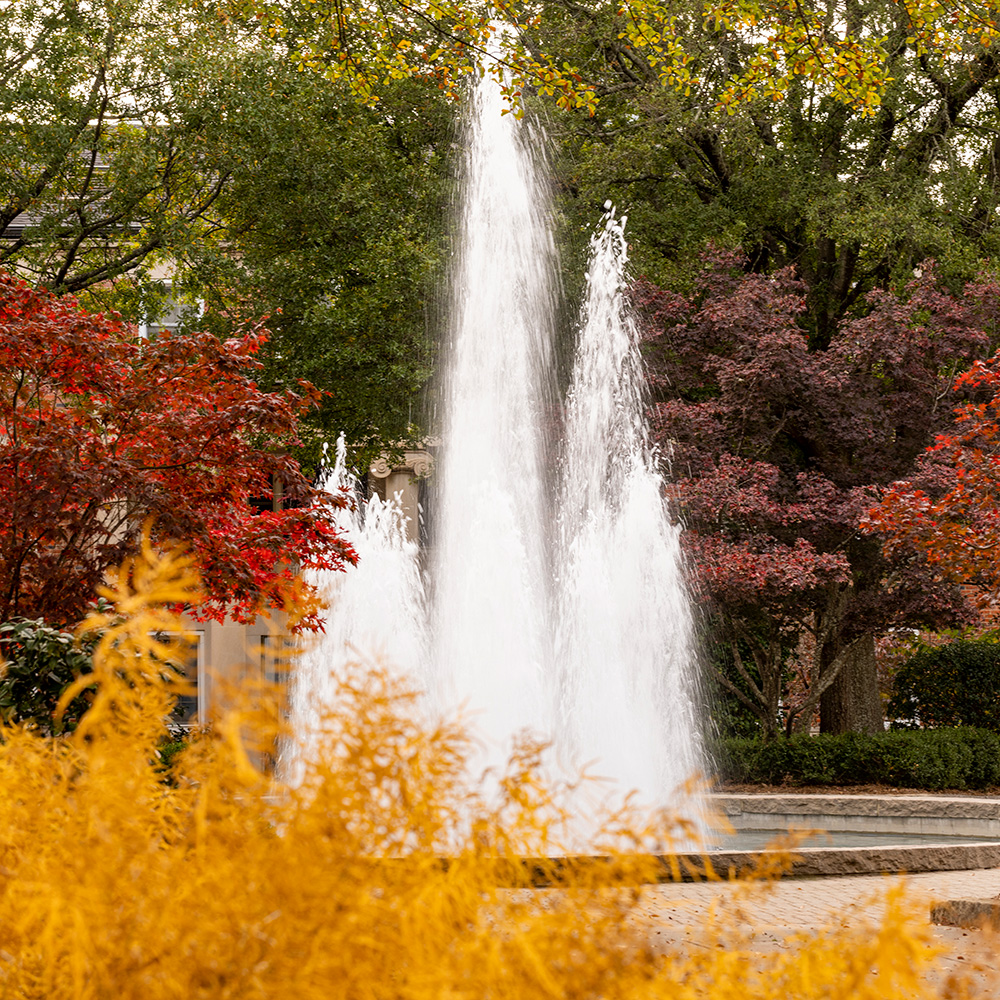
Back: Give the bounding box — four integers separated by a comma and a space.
285, 69, 703, 825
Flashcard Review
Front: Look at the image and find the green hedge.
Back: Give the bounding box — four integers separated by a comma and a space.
888, 639, 1000, 731
710, 728, 1000, 791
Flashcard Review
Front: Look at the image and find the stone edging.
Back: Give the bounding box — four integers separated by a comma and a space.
697, 843, 1000, 879
931, 898, 1000, 929
485, 843, 1000, 886
708, 793, 1000, 819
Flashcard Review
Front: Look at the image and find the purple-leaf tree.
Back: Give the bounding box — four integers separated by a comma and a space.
636, 249, 989, 736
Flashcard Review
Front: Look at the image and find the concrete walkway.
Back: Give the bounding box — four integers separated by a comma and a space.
635, 866, 1000, 990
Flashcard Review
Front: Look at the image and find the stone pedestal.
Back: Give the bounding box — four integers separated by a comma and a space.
368, 449, 434, 543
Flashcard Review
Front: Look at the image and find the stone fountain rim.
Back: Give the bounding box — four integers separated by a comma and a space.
699, 791, 1000, 879
707, 791, 1000, 819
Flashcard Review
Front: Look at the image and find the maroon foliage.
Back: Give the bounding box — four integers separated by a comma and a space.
636, 250, 990, 735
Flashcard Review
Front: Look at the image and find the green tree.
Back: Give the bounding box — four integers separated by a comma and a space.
0, 2, 453, 463
515, 0, 1000, 732
0, 0, 246, 299
538, 0, 1000, 337
186, 64, 452, 470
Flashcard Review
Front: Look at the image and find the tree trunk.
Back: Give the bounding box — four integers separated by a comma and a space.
820, 633, 883, 734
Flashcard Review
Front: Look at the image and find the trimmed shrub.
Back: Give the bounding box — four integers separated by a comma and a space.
0, 618, 98, 734
711, 728, 1000, 790
888, 639, 1000, 731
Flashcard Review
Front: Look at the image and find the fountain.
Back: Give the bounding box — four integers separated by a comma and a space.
554, 206, 701, 805
429, 68, 558, 753
286, 441, 428, 785
284, 69, 703, 821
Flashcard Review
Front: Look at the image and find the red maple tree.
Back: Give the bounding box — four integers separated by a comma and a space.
867, 352, 1000, 610
636, 250, 991, 736
0, 272, 356, 630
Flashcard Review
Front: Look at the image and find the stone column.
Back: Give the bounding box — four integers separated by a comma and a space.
368, 449, 434, 543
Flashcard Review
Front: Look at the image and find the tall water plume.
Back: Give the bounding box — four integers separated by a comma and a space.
286, 71, 702, 817
429, 73, 559, 756
555, 208, 702, 807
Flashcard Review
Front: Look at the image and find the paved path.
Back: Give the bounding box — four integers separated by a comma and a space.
634, 867, 1000, 991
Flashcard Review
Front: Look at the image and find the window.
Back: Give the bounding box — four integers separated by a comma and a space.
153, 630, 203, 727
260, 634, 294, 689
138, 280, 203, 340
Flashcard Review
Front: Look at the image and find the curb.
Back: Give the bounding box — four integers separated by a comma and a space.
465, 844, 1000, 887
700, 843, 1000, 879
931, 898, 1000, 929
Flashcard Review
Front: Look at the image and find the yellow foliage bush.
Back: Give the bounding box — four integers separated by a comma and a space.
0, 538, 988, 998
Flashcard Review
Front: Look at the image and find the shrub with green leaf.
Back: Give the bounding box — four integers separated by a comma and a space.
888, 639, 1000, 731
0, 618, 97, 734
712, 728, 1000, 790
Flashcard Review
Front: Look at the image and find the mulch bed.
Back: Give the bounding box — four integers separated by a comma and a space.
715, 783, 1000, 797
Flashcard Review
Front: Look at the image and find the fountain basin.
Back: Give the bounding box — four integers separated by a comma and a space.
713, 792, 1000, 838
351, 793, 1000, 890
705, 793, 1000, 877
408, 841, 1000, 888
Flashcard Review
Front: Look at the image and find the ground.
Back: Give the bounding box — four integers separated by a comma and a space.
719, 783, 1000, 797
